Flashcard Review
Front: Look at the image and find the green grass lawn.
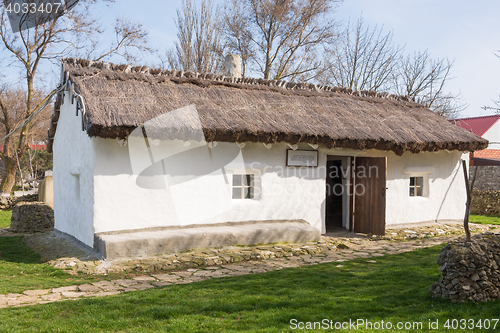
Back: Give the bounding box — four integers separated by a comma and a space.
470, 214, 500, 225
0, 245, 498, 332
0, 236, 98, 294
0, 210, 12, 229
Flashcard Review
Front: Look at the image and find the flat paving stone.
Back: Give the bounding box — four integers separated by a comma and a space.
152, 281, 172, 288
16, 296, 40, 304
92, 281, 117, 288
193, 270, 216, 277
225, 270, 250, 277
112, 279, 141, 287
41, 293, 62, 301
303, 257, 321, 263
88, 291, 121, 298
152, 274, 181, 282
52, 286, 77, 293
6, 293, 22, 299
133, 276, 157, 281
173, 271, 193, 278
317, 258, 338, 263
222, 264, 250, 270
78, 284, 102, 292
99, 285, 123, 292
132, 283, 154, 290
61, 291, 87, 298
23, 289, 50, 297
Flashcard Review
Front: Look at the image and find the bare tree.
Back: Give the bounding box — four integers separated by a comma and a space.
167, 0, 226, 73
0, 86, 50, 194
0, 0, 151, 195
224, 0, 254, 77
482, 96, 500, 114
225, 0, 340, 81
394, 51, 465, 119
320, 17, 402, 91
482, 51, 500, 113
88, 18, 153, 62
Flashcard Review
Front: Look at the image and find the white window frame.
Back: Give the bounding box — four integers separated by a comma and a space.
232, 174, 255, 200
403, 166, 433, 198
409, 176, 424, 197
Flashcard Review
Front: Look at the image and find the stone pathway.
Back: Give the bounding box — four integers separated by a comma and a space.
1, 224, 493, 309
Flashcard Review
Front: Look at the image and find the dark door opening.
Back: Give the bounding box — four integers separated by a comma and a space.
326, 160, 343, 232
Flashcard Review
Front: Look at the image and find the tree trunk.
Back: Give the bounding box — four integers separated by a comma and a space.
0, 158, 18, 196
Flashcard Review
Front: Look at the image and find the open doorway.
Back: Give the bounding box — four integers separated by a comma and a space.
325, 160, 344, 232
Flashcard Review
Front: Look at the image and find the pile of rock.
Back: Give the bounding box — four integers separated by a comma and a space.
0, 194, 38, 210
430, 232, 500, 302
10, 202, 54, 233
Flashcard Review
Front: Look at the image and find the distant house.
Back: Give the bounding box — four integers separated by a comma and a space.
47, 58, 486, 259
451, 115, 500, 166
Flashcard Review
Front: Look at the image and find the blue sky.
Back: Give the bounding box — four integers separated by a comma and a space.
2, 0, 499, 117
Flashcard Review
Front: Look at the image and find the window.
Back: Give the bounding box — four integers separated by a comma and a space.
232, 174, 254, 199
409, 176, 423, 196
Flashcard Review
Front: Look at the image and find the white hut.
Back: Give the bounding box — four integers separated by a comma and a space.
47, 58, 487, 259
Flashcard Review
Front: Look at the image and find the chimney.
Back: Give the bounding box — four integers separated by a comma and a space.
224, 54, 242, 78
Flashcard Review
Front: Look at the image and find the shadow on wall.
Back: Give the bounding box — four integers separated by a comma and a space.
434, 160, 461, 222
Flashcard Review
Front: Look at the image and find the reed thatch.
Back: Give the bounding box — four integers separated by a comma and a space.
47, 58, 488, 155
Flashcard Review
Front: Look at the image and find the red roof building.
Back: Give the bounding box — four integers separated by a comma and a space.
451, 115, 500, 166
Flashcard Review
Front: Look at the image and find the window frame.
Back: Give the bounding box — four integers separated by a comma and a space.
409, 176, 424, 197
232, 174, 255, 200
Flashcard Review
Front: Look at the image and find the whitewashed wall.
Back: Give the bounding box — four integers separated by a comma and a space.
54, 103, 468, 246
92, 140, 327, 234
385, 150, 466, 226
53, 92, 95, 247
91, 138, 467, 235
482, 121, 500, 149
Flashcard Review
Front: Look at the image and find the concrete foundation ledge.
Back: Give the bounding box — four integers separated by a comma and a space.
94, 220, 321, 260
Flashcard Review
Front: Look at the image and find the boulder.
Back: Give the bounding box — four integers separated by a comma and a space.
10, 202, 54, 232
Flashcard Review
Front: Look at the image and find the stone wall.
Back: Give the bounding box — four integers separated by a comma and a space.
0, 194, 38, 210
430, 233, 500, 302
10, 202, 54, 232
471, 166, 500, 191
470, 190, 500, 216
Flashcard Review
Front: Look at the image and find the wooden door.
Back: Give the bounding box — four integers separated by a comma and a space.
354, 157, 386, 235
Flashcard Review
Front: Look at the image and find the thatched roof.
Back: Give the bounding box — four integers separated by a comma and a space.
47, 58, 487, 155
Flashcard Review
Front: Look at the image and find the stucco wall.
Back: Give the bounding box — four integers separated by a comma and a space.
53, 93, 95, 247
384, 150, 466, 226
93, 140, 327, 233
482, 121, 500, 149
91, 138, 467, 235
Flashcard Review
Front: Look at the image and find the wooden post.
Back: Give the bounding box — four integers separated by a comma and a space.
462, 160, 478, 242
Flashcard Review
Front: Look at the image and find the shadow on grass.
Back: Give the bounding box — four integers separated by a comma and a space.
0, 245, 498, 332
0, 236, 41, 264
